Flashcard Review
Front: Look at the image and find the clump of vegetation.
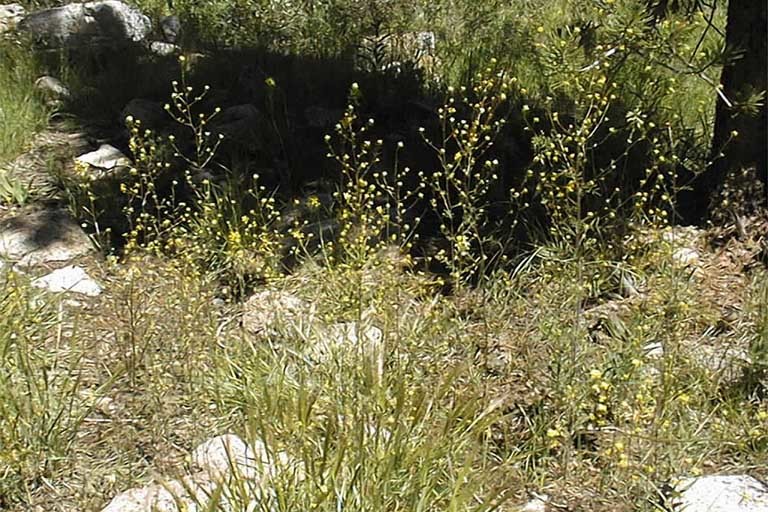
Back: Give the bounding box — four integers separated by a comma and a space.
119, 72, 286, 290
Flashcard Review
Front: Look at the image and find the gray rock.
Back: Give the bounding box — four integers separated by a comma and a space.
149, 40, 178, 57
19, 1, 151, 47
692, 339, 752, 384
242, 290, 315, 336
159, 15, 180, 43
304, 106, 344, 129
0, 3, 25, 33
121, 98, 167, 128
35, 75, 71, 100
0, 209, 94, 267
670, 475, 768, 511
76, 144, 131, 173
31, 265, 102, 296
211, 104, 262, 142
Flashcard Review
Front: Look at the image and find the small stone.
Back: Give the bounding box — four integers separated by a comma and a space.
691, 341, 752, 384
149, 41, 179, 56
0, 3, 25, 34
76, 144, 131, 172
485, 349, 509, 375
32, 265, 102, 296
242, 290, 314, 336
210, 103, 266, 147
191, 434, 258, 481
672, 247, 700, 267
304, 106, 344, 129
100, 475, 215, 512
35, 76, 71, 99
314, 322, 384, 378
662, 226, 704, 246
191, 434, 296, 484
324, 322, 383, 347
121, 98, 168, 128
670, 474, 768, 512
93, 395, 117, 415
620, 272, 642, 297
643, 341, 664, 358
211, 104, 262, 141
520, 494, 549, 512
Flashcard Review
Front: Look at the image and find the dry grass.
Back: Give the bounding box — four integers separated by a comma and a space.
1, 220, 766, 511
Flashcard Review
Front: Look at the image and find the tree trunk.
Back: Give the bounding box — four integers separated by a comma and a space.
686, 0, 767, 223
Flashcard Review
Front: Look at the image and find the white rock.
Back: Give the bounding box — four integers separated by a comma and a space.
101, 435, 297, 512
520, 494, 549, 512
191, 434, 296, 484
323, 322, 383, 349
643, 341, 664, 358
76, 144, 131, 171
242, 290, 315, 336
672, 247, 701, 267
32, 265, 102, 296
691, 342, 752, 384
0, 3, 25, 33
35, 75, 71, 99
314, 322, 384, 378
662, 226, 703, 245
191, 434, 259, 481
671, 475, 768, 511
0, 209, 94, 267
149, 41, 179, 57
100, 474, 215, 512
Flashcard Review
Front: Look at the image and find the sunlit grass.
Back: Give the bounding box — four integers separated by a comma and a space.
0, 41, 49, 164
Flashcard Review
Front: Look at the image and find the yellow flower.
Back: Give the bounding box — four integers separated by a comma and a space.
227, 231, 242, 246
306, 195, 321, 210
